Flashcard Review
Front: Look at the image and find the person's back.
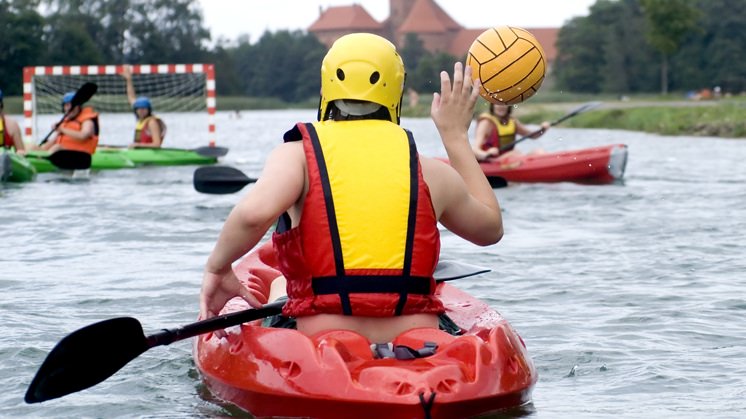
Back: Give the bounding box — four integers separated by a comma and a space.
200, 33, 503, 344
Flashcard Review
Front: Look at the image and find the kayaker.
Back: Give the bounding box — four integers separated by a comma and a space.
0, 88, 26, 155
472, 102, 550, 162
36, 91, 99, 155
200, 33, 503, 344
122, 65, 166, 148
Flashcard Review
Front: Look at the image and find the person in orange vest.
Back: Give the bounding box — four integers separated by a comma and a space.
122, 65, 165, 148
199, 33, 504, 344
37, 92, 99, 155
472, 102, 549, 162
0, 88, 26, 155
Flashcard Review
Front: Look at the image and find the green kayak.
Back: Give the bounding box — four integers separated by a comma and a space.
1, 149, 37, 183
26, 150, 135, 173
97, 147, 219, 166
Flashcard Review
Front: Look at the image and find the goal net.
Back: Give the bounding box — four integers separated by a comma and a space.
22, 64, 216, 146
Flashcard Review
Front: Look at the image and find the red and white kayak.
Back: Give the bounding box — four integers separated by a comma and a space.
480, 143, 628, 184
194, 243, 537, 418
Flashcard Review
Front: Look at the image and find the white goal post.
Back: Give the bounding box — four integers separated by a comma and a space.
22, 63, 216, 145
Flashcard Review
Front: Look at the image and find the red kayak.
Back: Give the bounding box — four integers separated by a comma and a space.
194, 243, 537, 418
480, 143, 628, 184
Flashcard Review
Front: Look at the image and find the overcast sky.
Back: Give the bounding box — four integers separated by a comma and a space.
198, 0, 596, 43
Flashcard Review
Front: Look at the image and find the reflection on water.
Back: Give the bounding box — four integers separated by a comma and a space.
2, 110, 745, 418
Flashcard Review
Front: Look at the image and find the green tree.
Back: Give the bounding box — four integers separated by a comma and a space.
411, 51, 458, 94
641, 0, 701, 94
44, 15, 105, 65
239, 30, 325, 102
400, 33, 427, 72
125, 0, 210, 63
0, 0, 45, 94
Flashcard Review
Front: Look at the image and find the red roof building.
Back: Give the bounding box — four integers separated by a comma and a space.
308, 0, 560, 64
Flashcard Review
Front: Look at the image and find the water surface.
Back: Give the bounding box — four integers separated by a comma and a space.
2, 110, 745, 418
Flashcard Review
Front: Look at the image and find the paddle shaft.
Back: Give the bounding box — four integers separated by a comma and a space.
498, 101, 601, 152
147, 301, 284, 347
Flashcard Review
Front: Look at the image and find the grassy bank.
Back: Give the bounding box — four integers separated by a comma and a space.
515, 99, 746, 138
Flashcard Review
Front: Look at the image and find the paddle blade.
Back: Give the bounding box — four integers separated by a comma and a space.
71, 82, 98, 107
487, 176, 508, 188
48, 150, 92, 170
193, 146, 229, 158
434, 260, 490, 282
25, 317, 148, 404
193, 166, 256, 194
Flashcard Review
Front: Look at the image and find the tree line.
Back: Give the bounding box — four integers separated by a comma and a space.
554, 0, 746, 95
2, 0, 744, 101
0, 0, 457, 102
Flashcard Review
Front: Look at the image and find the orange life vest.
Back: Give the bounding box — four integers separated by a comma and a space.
55, 107, 99, 155
134, 115, 165, 145
272, 120, 444, 318
478, 113, 516, 154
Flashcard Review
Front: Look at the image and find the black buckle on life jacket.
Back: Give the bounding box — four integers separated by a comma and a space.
372, 341, 438, 360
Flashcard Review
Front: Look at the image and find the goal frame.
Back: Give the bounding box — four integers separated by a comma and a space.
22, 63, 216, 145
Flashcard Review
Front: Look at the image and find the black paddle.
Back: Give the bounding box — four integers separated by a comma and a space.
192, 145, 229, 158
39, 82, 98, 146
486, 176, 508, 188
498, 101, 602, 152
24, 260, 489, 404
193, 165, 256, 194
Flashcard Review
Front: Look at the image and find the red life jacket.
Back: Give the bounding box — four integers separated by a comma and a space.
478, 113, 516, 154
1, 115, 14, 148
134, 115, 165, 145
272, 121, 444, 318
55, 107, 99, 155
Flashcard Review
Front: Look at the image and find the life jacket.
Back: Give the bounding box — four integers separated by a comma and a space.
134, 115, 166, 145
1, 116, 13, 148
478, 113, 516, 154
272, 120, 444, 318
55, 107, 99, 155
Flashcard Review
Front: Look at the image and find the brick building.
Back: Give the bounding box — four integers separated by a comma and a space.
308, 0, 559, 65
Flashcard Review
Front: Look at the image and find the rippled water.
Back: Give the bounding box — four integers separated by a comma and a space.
2, 110, 745, 418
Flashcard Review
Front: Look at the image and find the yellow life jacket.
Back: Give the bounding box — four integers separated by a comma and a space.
273, 119, 443, 318
478, 113, 516, 152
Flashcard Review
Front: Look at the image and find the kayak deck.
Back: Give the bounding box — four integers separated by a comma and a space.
480, 143, 628, 184
194, 243, 537, 418
25, 150, 135, 172
97, 147, 218, 166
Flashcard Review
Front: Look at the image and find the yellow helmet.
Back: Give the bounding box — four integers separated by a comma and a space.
318, 33, 406, 124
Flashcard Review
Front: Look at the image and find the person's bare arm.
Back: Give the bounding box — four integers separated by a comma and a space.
200, 141, 306, 319
515, 118, 550, 139
428, 63, 502, 245
122, 65, 136, 106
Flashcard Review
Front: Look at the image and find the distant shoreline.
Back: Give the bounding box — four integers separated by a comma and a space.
5, 96, 744, 139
